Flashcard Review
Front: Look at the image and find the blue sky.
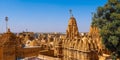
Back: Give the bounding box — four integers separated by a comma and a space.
0, 0, 107, 33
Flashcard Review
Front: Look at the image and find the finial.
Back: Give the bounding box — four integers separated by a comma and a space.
5, 16, 8, 32
69, 9, 73, 17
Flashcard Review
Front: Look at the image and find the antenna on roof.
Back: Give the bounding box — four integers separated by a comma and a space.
69, 9, 73, 17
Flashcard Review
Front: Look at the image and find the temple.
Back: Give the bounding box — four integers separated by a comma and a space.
54, 10, 105, 60
0, 11, 111, 60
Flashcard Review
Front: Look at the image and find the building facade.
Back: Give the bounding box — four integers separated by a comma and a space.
54, 15, 103, 60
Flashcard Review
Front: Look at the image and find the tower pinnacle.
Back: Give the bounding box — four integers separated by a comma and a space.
66, 10, 79, 38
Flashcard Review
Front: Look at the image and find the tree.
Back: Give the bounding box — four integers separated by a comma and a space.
92, 0, 120, 59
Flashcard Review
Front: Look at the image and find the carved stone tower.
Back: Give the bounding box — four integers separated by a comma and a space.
66, 10, 79, 39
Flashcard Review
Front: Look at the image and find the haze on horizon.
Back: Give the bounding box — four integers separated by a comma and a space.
0, 0, 107, 33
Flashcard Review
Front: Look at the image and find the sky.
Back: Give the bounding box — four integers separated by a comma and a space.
0, 0, 107, 33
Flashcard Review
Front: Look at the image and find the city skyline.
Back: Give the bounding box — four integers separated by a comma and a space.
0, 0, 107, 33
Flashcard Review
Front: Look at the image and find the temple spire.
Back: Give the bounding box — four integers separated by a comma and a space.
5, 16, 8, 32
66, 10, 79, 38
69, 9, 73, 17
